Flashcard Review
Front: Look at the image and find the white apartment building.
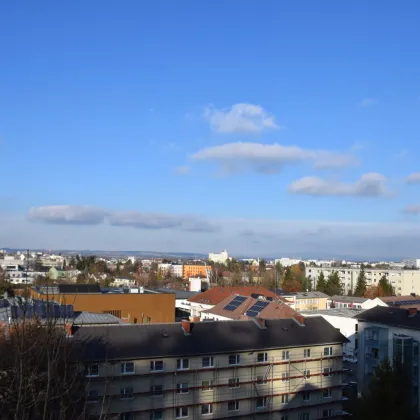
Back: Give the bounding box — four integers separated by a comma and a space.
208, 250, 229, 264
275, 258, 302, 267
307, 266, 420, 296
172, 264, 183, 278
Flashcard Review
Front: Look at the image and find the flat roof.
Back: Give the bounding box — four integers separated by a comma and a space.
301, 308, 365, 318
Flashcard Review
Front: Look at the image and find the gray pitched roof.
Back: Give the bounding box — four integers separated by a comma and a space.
331, 295, 368, 303
74, 317, 348, 362
355, 306, 420, 330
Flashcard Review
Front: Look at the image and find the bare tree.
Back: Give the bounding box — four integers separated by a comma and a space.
0, 298, 88, 420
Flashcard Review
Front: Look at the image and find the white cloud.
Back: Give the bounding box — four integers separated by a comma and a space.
191, 142, 358, 174
174, 165, 191, 175
28, 205, 218, 232
204, 103, 279, 133
358, 97, 378, 107
28, 205, 106, 225
403, 205, 420, 214
288, 173, 390, 197
406, 173, 420, 185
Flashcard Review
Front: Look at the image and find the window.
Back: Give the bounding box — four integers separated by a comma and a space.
120, 387, 134, 399
324, 346, 333, 356
229, 354, 240, 365
323, 388, 332, 399
323, 367, 333, 377
201, 404, 213, 415
257, 352, 268, 363
120, 414, 132, 420
176, 383, 189, 394
322, 409, 332, 418
150, 360, 164, 371
120, 362, 134, 375
256, 396, 268, 409
302, 391, 310, 402
202, 380, 213, 391
177, 359, 189, 370
304, 348, 311, 358
150, 385, 163, 396
175, 407, 189, 418
281, 394, 289, 404
280, 416, 289, 420
202, 356, 214, 368
228, 401, 239, 412
150, 411, 163, 420
87, 389, 99, 403
228, 378, 240, 388
256, 375, 267, 386
301, 414, 309, 420
355, 324, 358, 333
303, 370, 310, 379
282, 372, 289, 382
282, 350, 290, 360
85, 364, 99, 377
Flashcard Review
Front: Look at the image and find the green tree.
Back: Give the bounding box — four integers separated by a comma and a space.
259, 259, 266, 273
316, 272, 327, 293
325, 271, 343, 296
355, 359, 415, 420
378, 275, 395, 296
354, 268, 367, 297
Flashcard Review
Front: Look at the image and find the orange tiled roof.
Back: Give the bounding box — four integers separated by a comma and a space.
188, 286, 279, 305
201, 294, 299, 321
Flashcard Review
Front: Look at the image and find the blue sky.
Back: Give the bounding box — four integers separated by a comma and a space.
1, 1, 420, 259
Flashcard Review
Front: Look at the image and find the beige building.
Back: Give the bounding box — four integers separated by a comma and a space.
307, 267, 420, 296
279, 292, 329, 311
77, 317, 348, 420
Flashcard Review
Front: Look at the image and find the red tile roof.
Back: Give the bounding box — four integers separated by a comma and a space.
188, 286, 279, 305
201, 294, 300, 321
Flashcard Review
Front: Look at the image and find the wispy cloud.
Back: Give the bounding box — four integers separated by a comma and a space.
174, 165, 191, 175
403, 205, 420, 214
28, 205, 219, 232
288, 173, 390, 197
358, 97, 378, 107
406, 173, 420, 185
191, 142, 358, 174
203, 103, 280, 134
28, 205, 107, 225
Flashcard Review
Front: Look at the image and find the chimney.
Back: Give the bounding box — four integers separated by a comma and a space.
182, 318, 192, 335
408, 308, 417, 317
253, 317, 266, 329
192, 316, 200, 323
65, 322, 73, 337
293, 314, 305, 325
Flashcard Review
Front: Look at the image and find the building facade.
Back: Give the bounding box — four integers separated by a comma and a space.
356, 306, 420, 414
208, 250, 229, 265
78, 317, 348, 420
183, 265, 209, 280
31, 284, 175, 324
278, 292, 329, 311
307, 267, 420, 296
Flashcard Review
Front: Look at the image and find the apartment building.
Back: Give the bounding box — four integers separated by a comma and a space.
355, 306, 420, 415
30, 284, 175, 324
78, 317, 349, 420
277, 292, 329, 311
183, 265, 209, 279
208, 250, 229, 264
307, 267, 420, 296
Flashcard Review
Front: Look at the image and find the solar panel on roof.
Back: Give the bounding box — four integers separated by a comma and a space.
223, 295, 247, 311
245, 301, 270, 317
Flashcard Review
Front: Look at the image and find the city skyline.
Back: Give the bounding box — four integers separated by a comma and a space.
1, 1, 420, 258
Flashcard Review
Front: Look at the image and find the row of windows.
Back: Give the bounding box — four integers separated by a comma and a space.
121, 405, 334, 420
89, 385, 334, 403
86, 348, 335, 377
